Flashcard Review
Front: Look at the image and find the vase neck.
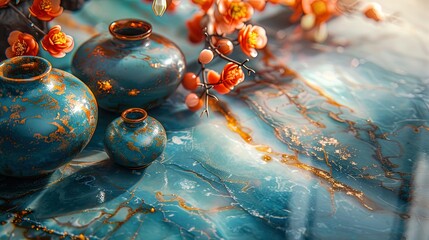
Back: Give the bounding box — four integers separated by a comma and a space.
121, 108, 148, 128
109, 19, 152, 48
0, 56, 51, 92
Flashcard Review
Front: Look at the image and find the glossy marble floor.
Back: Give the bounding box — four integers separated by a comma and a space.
1, 0, 428, 239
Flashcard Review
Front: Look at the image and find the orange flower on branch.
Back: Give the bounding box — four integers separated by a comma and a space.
0, 0, 10, 8
207, 69, 230, 94
217, 0, 254, 30
213, 9, 236, 34
29, 0, 63, 21
41, 25, 74, 58
238, 24, 267, 57
5, 31, 39, 58
220, 62, 245, 90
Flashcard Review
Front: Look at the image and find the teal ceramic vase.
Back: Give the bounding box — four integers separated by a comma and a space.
71, 19, 186, 113
104, 108, 167, 168
0, 56, 98, 177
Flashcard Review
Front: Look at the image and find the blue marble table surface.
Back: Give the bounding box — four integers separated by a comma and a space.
1, 0, 429, 239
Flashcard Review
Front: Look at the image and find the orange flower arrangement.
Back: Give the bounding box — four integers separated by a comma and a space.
5, 31, 39, 58
180, 0, 272, 114
41, 25, 74, 58
151, 0, 387, 115
29, 0, 64, 21
3, 0, 74, 59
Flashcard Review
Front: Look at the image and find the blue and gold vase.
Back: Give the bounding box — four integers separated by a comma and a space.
104, 108, 167, 168
71, 19, 186, 113
0, 56, 98, 177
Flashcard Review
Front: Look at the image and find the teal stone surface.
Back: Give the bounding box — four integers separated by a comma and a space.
0, 56, 98, 177
104, 108, 167, 168
1, 0, 429, 239
71, 19, 186, 113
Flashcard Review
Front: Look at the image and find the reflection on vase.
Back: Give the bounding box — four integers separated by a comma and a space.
72, 18, 186, 113
0, 56, 98, 177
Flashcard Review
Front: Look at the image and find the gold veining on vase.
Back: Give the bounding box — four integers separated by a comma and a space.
21, 94, 60, 110
126, 141, 143, 155
128, 89, 140, 96
97, 80, 113, 93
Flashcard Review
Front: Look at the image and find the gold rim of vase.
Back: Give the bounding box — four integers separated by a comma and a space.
0, 56, 52, 83
109, 19, 152, 41
121, 108, 148, 124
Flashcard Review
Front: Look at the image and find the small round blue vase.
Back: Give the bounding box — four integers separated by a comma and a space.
0, 56, 98, 177
104, 108, 167, 168
71, 19, 186, 113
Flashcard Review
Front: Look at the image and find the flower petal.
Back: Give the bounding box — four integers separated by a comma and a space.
51, 52, 66, 58
63, 37, 75, 53
5, 47, 14, 58
7, 31, 22, 45
49, 7, 63, 17
51, 0, 61, 7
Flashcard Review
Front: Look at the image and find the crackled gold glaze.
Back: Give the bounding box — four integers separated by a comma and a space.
0, 56, 98, 177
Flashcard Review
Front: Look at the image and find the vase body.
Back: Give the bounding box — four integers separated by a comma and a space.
0, 56, 98, 177
104, 108, 167, 168
72, 19, 186, 113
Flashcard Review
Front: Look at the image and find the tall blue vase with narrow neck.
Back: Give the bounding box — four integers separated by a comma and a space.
71, 18, 186, 113
0, 56, 98, 177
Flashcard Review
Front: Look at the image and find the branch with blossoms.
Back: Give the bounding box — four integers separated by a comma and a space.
177, 0, 271, 116
1, 0, 74, 59
170, 0, 388, 116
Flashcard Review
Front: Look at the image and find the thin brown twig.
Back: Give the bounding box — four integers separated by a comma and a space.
198, 64, 220, 117
204, 32, 256, 75
195, 30, 257, 117
7, 2, 46, 36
